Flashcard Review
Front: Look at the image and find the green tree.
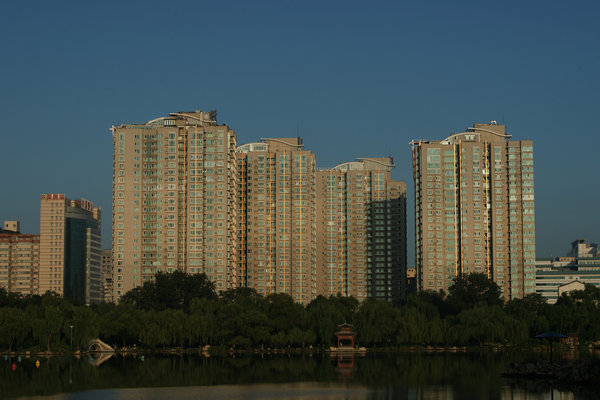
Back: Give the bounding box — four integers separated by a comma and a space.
220, 287, 263, 306
505, 294, 549, 337
0, 307, 29, 352
449, 304, 527, 345
520, 293, 548, 313
306, 296, 346, 347
99, 304, 143, 347
69, 306, 100, 350
121, 271, 216, 310
187, 297, 220, 346
0, 288, 25, 308
550, 284, 600, 340
31, 305, 64, 352
447, 273, 503, 314
355, 300, 399, 346
218, 301, 270, 348
265, 293, 305, 345
413, 289, 452, 317
329, 295, 359, 323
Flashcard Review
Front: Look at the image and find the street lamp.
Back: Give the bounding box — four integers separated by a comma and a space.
70, 325, 74, 353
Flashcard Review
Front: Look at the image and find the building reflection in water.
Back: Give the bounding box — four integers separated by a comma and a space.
335, 352, 355, 379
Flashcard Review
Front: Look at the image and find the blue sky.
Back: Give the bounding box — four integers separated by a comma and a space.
1, 0, 599, 260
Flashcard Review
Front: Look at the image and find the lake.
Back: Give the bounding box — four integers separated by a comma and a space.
0, 350, 589, 399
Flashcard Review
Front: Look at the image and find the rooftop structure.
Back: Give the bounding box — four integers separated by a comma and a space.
3, 221, 20, 233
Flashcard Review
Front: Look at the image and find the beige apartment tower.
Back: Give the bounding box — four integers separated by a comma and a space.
0, 221, 39, 296
412, 122, 535, 299
112, 111, 237, 300
316, 158, 407, 302
39, 194, 103, 304
237, 138, 317, 304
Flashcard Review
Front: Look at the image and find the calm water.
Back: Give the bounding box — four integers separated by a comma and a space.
0, 351, 590, 399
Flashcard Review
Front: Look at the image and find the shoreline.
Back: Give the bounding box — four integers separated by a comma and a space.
2, 343, 595, 358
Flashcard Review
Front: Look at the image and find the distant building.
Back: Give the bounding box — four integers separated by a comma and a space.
406, 267, 417, 295
0, 221, 39, 296
237, 138, 317, 304
411, 122, 535, 299
536, 240, 600, 304
536, 264, 600, 304
316, 157, 407, 302
568, 239, 599, 259
3, 221, 20, 233
101, 249, 113, 303
555, 256, 576, 263
39, 194, 102, 304
558, 280, 586, 297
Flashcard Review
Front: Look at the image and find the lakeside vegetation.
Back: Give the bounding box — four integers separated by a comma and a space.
1, 272, 600, 352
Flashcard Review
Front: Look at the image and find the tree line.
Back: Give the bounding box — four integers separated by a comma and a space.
1, 271, 600, 352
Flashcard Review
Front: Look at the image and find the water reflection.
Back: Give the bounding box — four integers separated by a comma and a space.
0, 352, 586, 400
12, 384, 580, 400
334, 352, 355, 379
89, 352, 114, 367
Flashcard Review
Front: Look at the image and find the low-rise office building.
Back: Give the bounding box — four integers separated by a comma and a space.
536, 240, 600, 303
40, 194, 103, 304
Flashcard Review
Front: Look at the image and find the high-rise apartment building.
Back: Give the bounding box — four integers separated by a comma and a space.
237, 138, 317, 304
101, 249, 113, 303
112, 111, 237, 300
316, 158, 407, 302
0, 221, 39, 296
412, 122, 535, 299
39, 194, 103, 304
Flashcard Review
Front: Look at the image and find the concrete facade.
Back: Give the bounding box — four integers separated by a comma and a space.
316, 158, 407, 302
237, 138, 317, 304
101, 249, 113, 303
112, 110, 408, 304
0, 221, 39, 296
412, 122, 536, 299
39, 194, 102, 304
112, 111, 237, 301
